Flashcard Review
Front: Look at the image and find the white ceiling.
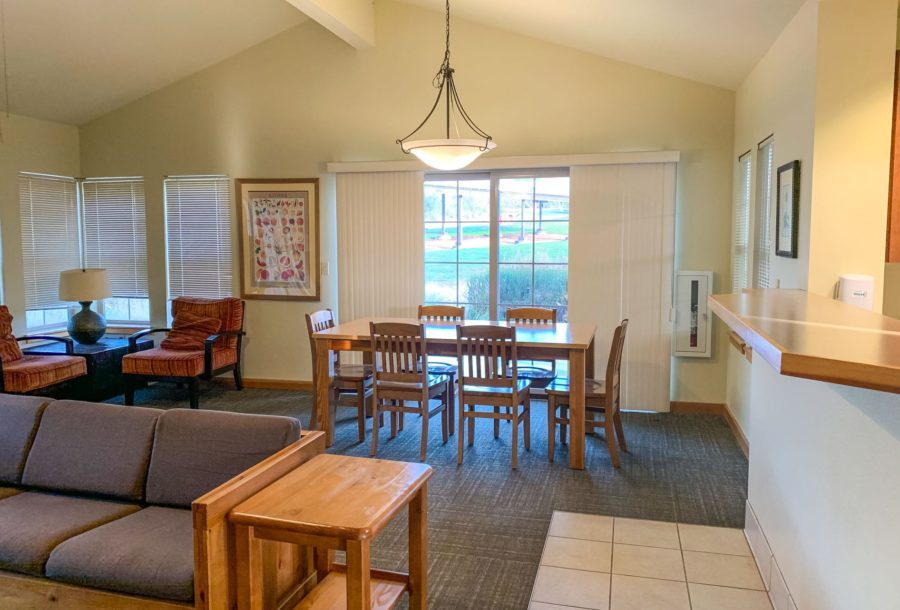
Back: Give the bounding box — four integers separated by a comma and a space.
1, 0, 306, 125
398, 0, 807, 89
1, 0, 806, 126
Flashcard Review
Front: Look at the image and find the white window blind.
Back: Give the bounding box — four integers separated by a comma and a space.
753, 138, 774, 289
732, 152, 752, 292
82, 178, 148, 298
19, 173, 82, 309
165, 176, 234, 299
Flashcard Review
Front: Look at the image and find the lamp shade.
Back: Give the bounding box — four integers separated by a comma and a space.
405, 138, 497, 171
59, 268, 112, 302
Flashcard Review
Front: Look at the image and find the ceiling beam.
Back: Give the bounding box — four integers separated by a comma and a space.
284, 0, 375, 49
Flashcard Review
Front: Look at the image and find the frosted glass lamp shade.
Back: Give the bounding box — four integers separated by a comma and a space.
59, 268, 112, 302
406, 138, 497, 171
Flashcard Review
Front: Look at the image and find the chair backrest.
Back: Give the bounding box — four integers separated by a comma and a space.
305, 309, 339, 397
369, 322, 429, 387
456, 325, 519, 389
605, 319, 629, 409
505, 307, 557, 324
418, 304, 465, 321
172, 297, 244, 348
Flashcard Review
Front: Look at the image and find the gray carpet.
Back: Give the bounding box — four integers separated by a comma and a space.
110, 384, 748, 609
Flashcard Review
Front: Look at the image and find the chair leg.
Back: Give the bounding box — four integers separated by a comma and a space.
510, 408, 519, 470
547, 395, 556, 462
457, 402, 465, 466
188, 378, 200, 409
370, 399, 379, 457
390, 410, 398, 438
523, 396, 531, 451
233, 366, 243, 390
493, 407, 500, 439
613, 409, 628, 452
560, 404, 568, 445
399, 409, 405, 432
447, 374, 456, 436
124, 377, 135, 406
441, 387, 449, 445
356, 383, 365, 443
419, 404, 429, 461
606, 413, 621, 468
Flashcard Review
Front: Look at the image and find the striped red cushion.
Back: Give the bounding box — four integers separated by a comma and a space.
0, 306, 23, 364
160, 312, 222, 351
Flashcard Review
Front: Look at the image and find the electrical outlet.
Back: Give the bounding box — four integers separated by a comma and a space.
320, 261, 330, 276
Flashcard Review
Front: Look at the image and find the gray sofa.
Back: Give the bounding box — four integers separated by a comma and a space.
0, 393, 303, 605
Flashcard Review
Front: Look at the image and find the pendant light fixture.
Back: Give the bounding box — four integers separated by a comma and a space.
396, 0, 496, 171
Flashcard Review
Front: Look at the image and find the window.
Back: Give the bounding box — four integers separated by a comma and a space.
732, 152, 752, 292
82, 178, 149, 323
165, 176, 234, 300
753, 137, 775, 289
19, 173, 81, 330
424, 172, 570, 320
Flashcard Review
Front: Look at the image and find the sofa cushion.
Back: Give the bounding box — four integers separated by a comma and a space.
0, 394, 49, 485
2, 355, 87, 394
0, 487, 20, 501
46, 506, 194, 602
161, 311, 222, 351
0, 306, 22, 363
21, 401, 162, 501
172, 297, 242, 348
146, 409, 300, 507
0, 492, 139, 576
122, 346, 237, 377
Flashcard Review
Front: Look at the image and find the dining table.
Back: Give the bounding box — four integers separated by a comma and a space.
312, 317, 597, 470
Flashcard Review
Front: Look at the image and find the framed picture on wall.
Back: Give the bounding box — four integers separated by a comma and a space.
236, 178, 320, 301
776, 160, 800, 258
673, 271, 713, 358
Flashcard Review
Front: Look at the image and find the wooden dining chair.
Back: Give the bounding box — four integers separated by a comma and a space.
505, 306, 559, 391
546, 319, 629, 467
418, 304, 464, 435
456, 325, 532, 469
369, 322, 450, 461
305, 309, 372, 443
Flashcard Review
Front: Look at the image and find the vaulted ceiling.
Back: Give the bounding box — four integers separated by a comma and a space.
0, 0, 806, 126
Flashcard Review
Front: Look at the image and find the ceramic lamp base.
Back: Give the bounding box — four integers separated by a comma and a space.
68, 301, 107, 345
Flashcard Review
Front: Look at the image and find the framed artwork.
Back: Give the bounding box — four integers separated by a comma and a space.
776, 160, 800, 258
236, 178, 320, 301
673, 271, 713, 358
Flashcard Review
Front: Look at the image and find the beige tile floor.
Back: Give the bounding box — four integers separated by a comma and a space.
530, 512, 773, 610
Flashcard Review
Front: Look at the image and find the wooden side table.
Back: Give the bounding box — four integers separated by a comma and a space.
230, 454, 432, 610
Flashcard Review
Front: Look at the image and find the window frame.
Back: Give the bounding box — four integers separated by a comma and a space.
424, 168, 570, 320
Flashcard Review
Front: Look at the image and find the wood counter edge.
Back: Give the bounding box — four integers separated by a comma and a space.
708, 293, 900, 395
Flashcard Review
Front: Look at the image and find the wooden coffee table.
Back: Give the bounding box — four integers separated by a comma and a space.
230, 454, 432, 609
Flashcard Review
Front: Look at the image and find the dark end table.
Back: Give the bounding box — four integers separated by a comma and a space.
22, 335, 153, 402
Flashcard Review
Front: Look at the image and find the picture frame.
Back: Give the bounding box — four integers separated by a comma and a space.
236, 178, 320, 301
673, 270, 713, 358
776, 160, 800, 258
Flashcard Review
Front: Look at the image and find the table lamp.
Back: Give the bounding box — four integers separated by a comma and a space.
59, 268, 112, 344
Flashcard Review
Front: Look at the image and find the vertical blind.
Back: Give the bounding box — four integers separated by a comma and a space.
753, 137, 774, 289
732, 152, 752, 292
82, 178, 148, 298
164, 176, 234, 299
19, 173, 82, 309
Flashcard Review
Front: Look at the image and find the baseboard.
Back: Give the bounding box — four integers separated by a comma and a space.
670, 401, 749, 458
745, 500, 798, 610
243, 378, 313, 391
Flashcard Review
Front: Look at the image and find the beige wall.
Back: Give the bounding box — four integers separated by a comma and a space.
0, 114, 81, 335
727, 0, 819, 436
78, 0, 735, 401
807, 0, 896, 305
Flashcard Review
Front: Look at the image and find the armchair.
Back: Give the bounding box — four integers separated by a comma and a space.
122, 297, 245, 409
0, 306, 87, 394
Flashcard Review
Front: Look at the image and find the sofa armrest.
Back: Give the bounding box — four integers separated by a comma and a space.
191, 430, 325, 610
17, 335, 75, 355
128, 328, 171, 353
